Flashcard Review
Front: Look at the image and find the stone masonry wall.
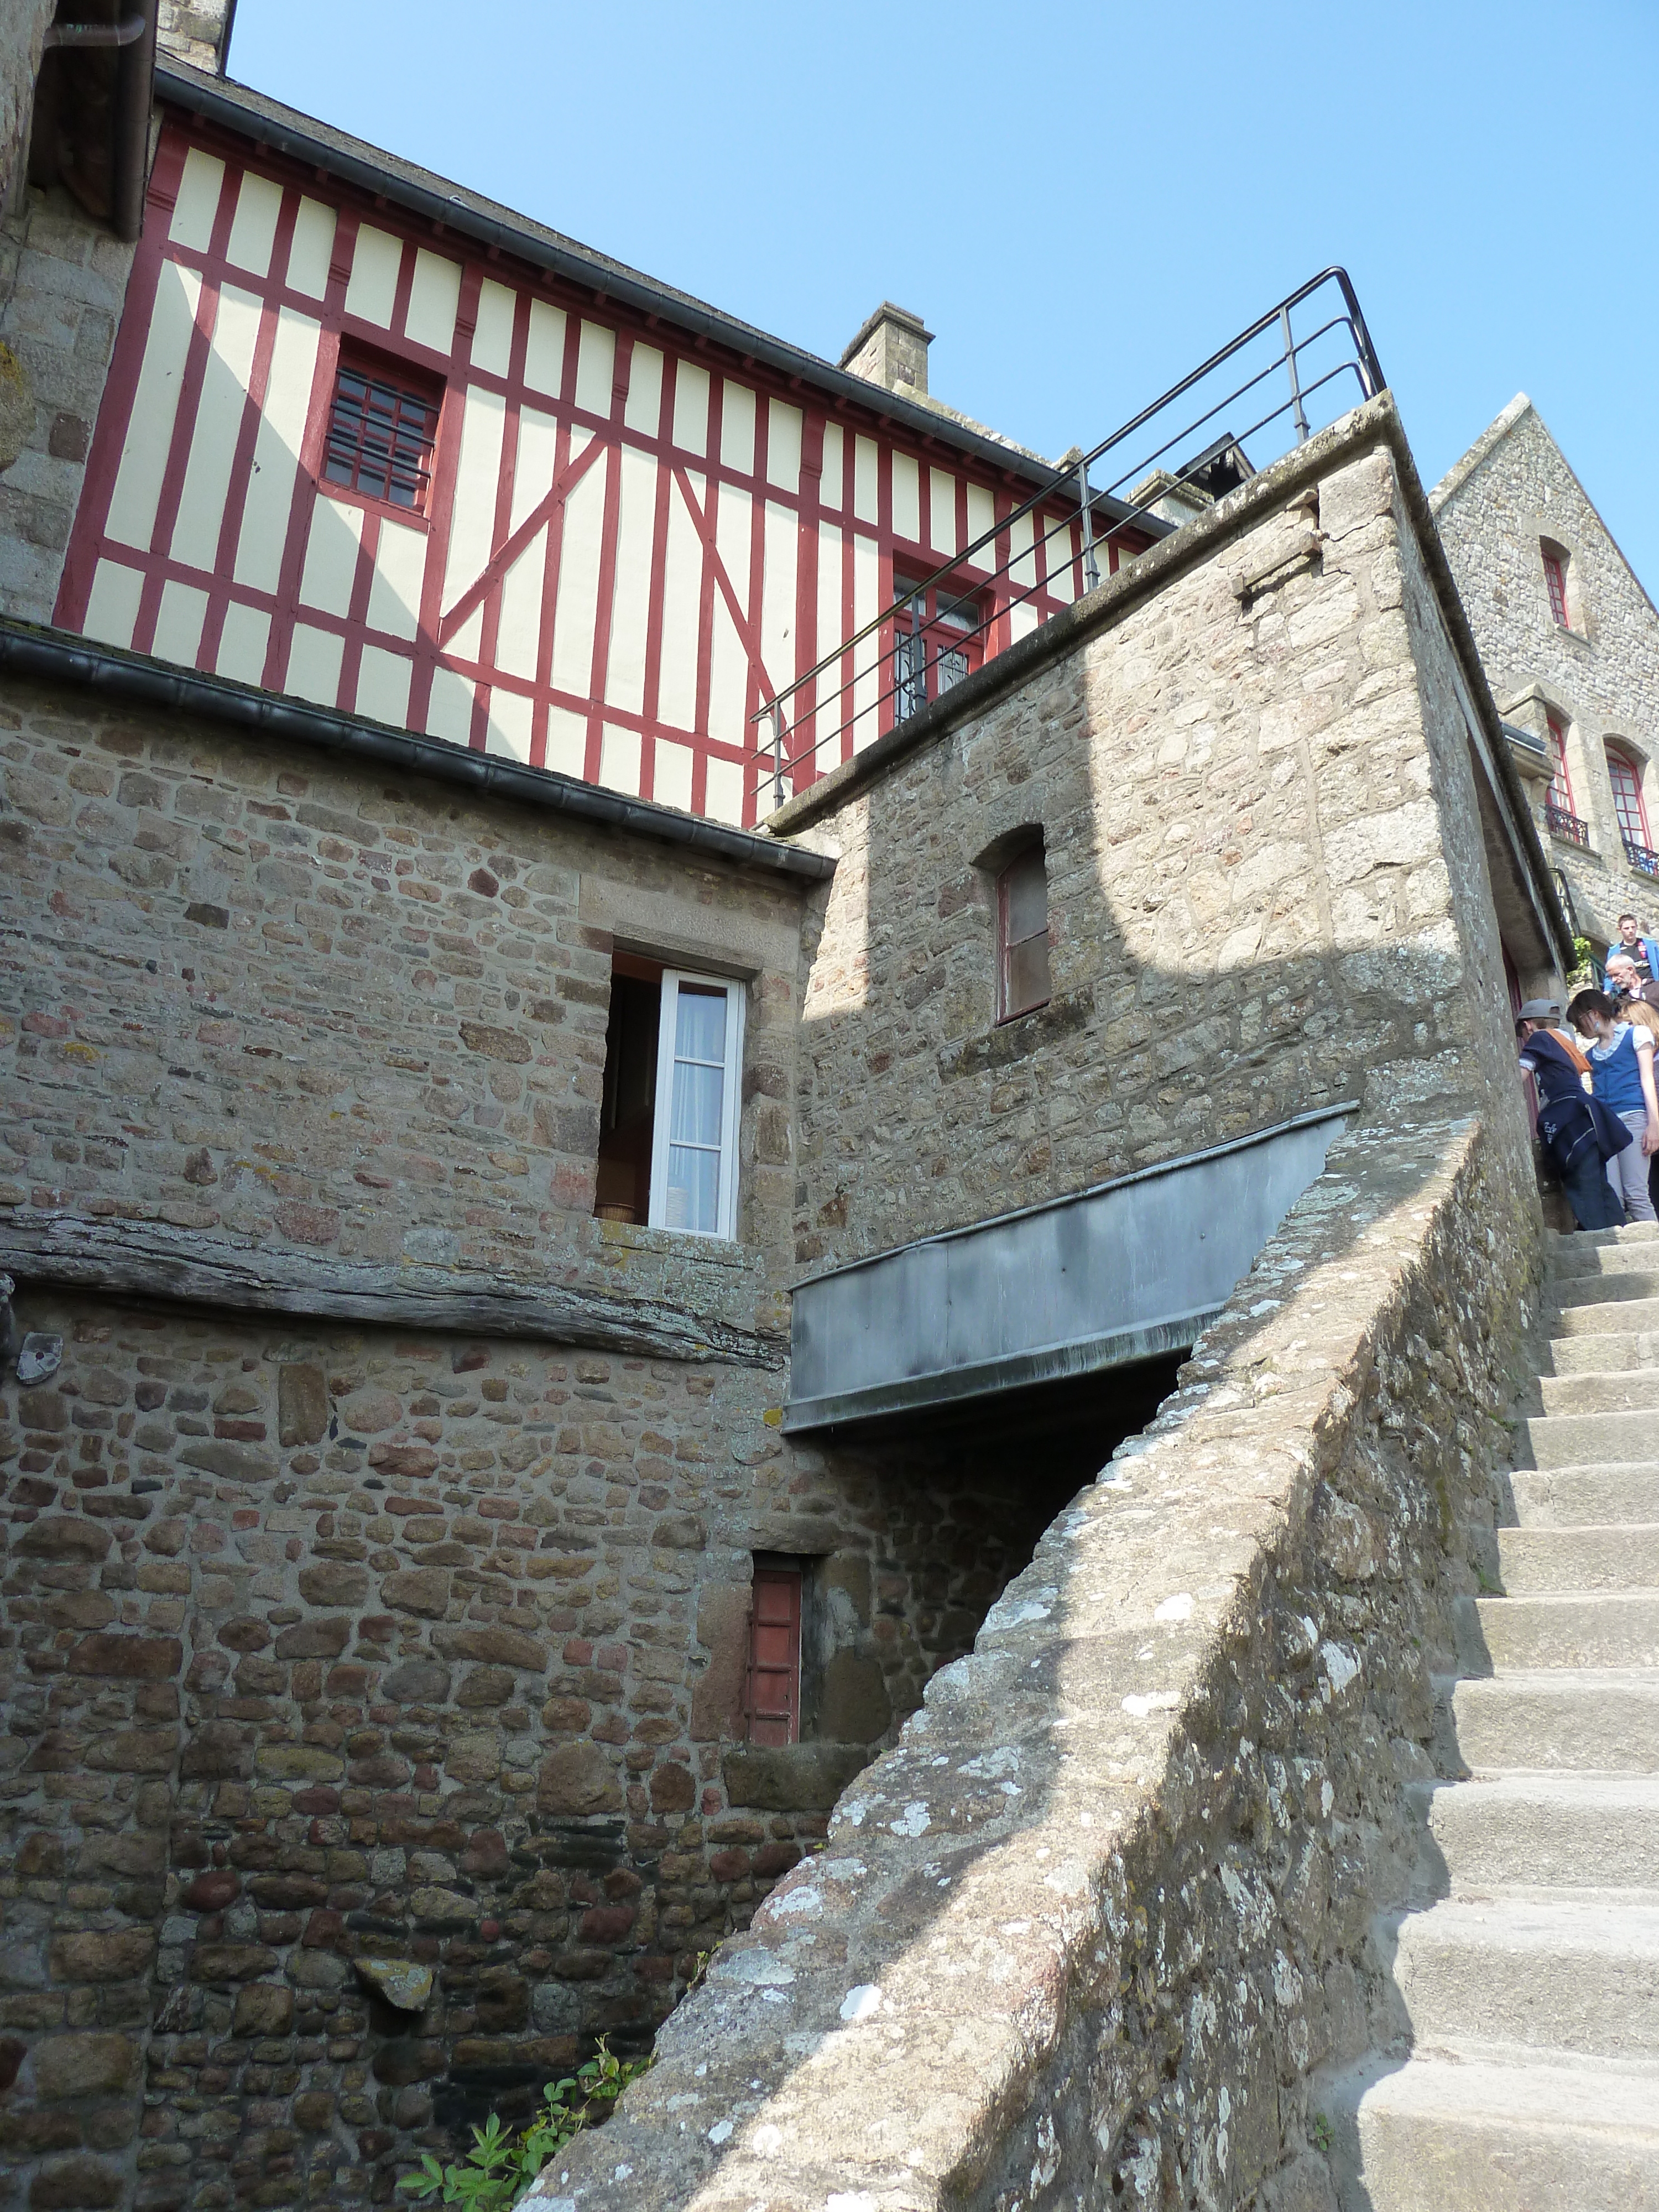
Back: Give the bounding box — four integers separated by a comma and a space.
0, 1293, 1061, 2211
1, 186, 135, 627
788, 417, 1551, 1275
535, 1103, 1541, 2212
1432, 394, 1659, 947
0, 669, 812, 1344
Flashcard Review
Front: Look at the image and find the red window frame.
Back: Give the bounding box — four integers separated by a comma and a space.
997, 844, 1052, 1023
1608, 747, 1650, 853
1542, 546, 1571, 629
744, 1559, 802, 1746
321, 345, 444, 518
892, 576, 985, 722
1545, 709, 1574, 813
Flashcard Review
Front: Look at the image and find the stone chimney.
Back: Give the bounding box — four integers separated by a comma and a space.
839, 302, 933, 400
158, 0, 235, 74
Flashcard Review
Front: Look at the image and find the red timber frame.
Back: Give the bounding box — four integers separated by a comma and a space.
58, 111, 1150, 827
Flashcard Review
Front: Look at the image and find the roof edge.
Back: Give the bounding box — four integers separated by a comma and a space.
1427, 391, 1532, 512
0, 620, 835, 882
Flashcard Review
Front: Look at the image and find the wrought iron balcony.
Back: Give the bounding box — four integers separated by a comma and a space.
1625, 835, 1659, 877
1546, 801, 1590, 848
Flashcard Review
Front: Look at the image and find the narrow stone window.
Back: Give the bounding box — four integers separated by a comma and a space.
593, 953, 747, 1237
322, 345, 444, 515
1608, 746, 1651, 863
997, 842, 1052, 1022
744, 1557, 803, 1745
1541, 540, 1573, 631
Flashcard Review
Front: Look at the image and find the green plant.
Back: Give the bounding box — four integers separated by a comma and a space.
1568, 934, 1595, 986
1309, 2110, 1333, 2154
398, 2038, 652, 2210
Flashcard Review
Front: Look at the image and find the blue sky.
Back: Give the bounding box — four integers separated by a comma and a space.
230, 1, 1659, 590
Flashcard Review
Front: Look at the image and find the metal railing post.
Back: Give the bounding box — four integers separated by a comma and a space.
1280, 304, 1310, 446
1077, 456, 1100, 593
770, 702, 785, 810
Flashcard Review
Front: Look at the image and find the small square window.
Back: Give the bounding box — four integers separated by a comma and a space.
997, 844, 1051, 1022
322, 348, 442, 515
593, 954, 746, 1238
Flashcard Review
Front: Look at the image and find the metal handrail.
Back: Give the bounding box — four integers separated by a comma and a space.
1545, 801, 1590, 849
754, 267, 1385, 801
1624, 836, 1659, 878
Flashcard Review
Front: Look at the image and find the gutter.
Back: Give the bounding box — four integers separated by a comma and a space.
153, 64, 1147, 522
0, 620, 836, 884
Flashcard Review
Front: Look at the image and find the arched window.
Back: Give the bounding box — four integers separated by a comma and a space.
1608, 746, 1650, 861
997, 841, 1051, 1022
1541, 539, 1574, 630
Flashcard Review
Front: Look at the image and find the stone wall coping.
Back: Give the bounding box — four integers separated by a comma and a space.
764, 393, 1572, 972
0, 617, 836, 885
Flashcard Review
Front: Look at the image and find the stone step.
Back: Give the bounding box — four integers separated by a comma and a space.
1550, 1237, 1659, 1280
1509, 1464, 1659, 1526
1552, 1293, 1659, 1335
1545, 1328, 1659, 1373
1326, 2047, 1659, 2212
1524, 1406, 1659, 1468
1539, 1366, 1659, 1414
1438, 1670, 1659, 1773
1413, 1772, 1659, 1888
1456, 1592, 1659, 1672
1381, 1893, 1659, 2057
1497, 1524, 1659, 1593
1550, 1220, 1659, 1253
1554, 1269, 1659, 1310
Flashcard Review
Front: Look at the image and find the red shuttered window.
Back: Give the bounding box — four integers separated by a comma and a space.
1609, 748, 1650, 853
323, 348, 443, 515
1543, 546, 1571, 629
744, 1561, 802, 1746
998, 845, 1051, 1022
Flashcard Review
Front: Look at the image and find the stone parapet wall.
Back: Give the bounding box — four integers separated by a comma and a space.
535, 1105, 1540, 2212
0, 1300, 1058, 2209
789, 409, 1559, 1276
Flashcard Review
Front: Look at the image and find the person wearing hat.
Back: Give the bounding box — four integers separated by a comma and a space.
1516, 1003, 1627, 1230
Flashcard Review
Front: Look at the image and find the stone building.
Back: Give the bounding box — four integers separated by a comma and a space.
1432, 392, 1659, 958
3, 6, 1646, 2211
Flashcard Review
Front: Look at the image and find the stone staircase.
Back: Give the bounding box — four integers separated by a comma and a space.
1329, 1221, 1659, 2209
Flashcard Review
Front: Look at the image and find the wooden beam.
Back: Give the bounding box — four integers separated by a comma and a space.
0, 1213, 785, 1369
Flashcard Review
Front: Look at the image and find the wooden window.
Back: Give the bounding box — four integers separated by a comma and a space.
744, 1559, 802, 1746
322, 348, 442, 514
595, 958, 746, 1237
649, 972, 746, 1239
893, 577, 985, 722
998, 844, 1051, 1022
1542, 545, 1571, 629
1609, 747, 1650, 854
1546, 710, 1574, 813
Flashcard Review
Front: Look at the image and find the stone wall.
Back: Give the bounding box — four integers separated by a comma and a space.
533, 1103, 1541, 2212
782, 403, 1560, 1275
0, 1287, 1072, 2210
0, 185, 135, 627
1431, 393, 1659, 948
0, 667, 812, 1344
0, 1, 54, 211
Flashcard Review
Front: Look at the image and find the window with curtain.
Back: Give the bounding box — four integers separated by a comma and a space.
649, 972, 746, 1239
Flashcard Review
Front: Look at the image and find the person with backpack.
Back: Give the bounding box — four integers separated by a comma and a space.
1517, 1003, 1627, 1230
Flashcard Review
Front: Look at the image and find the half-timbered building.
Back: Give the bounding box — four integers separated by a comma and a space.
48, 63, 1151, 826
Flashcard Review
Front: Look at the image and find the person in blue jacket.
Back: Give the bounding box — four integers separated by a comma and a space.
1518, 1010, 1627, 1230
1568, 987, 1659, 1223
1606, 912, 1659, 982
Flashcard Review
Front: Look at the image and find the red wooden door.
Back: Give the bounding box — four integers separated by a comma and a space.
744, 1562, 802, 1746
